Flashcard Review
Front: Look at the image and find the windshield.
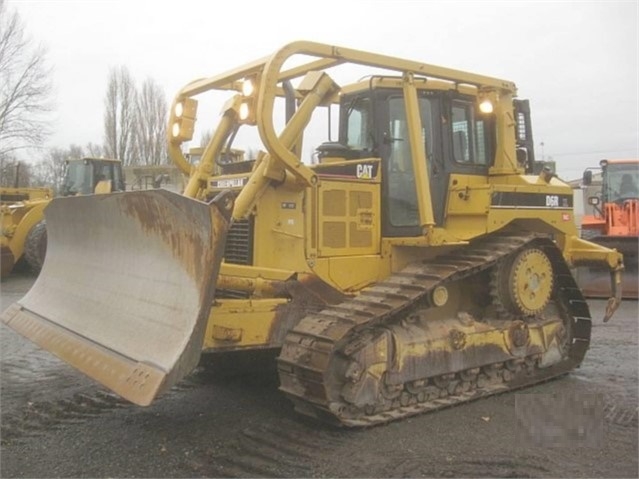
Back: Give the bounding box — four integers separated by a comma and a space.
62, 161, 94, 195
605, 163, 639, 202
62, 160, 120, 195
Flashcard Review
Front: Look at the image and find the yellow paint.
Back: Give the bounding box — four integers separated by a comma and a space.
161, 40, 622, 354
204, 298, 288, 349
0, 199, 48, 260
396, 318, 565, 372
319, 255, 384, 292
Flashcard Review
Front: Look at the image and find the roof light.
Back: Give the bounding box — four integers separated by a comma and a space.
239, 102, 251, 121
242, 78, 255, 97
479, 99, 494, 114
174, 102, 184, 118
171, 122, 180, 138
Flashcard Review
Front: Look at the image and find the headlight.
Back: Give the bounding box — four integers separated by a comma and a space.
479, 100, 493, 114
174, 102, 184, 118
239, 102, 251, 121
242, 78, 255, 97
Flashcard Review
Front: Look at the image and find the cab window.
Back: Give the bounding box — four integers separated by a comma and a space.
345, 97, 374, 151
387, 95, 434, 228
451, 101, 491, 165
62, 161, 93, 195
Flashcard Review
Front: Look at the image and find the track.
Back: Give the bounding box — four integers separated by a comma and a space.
278, 233, 592, 426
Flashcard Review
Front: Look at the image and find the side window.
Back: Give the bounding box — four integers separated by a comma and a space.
346, 98, 374, 150
420, 97, 435, 159
475, 120, 488, 165
451, 101, 491, 166
452, 104, 471, 163
94, 162, 113, 186
113, 163, 123, 189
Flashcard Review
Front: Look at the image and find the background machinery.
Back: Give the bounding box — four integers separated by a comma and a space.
0, 157, 125, 277
578, 159, 638, 298
1, 42, 624, 426
1, 187, 53, 276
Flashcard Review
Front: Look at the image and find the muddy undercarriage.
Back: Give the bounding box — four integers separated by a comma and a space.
278, 233, 590, 426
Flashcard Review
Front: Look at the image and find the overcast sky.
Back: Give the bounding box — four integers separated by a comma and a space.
9, 0, 639, 180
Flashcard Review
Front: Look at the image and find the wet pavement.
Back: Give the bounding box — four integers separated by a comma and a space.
1, 272, 637, 478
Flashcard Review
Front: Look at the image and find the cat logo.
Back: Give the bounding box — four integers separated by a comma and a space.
211, 177, 246, 188
356, 164, 373, 179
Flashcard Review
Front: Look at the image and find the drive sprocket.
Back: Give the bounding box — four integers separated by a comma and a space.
491, 246, 554, 317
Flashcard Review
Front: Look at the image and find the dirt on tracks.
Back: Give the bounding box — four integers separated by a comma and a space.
1, 273, 637, 478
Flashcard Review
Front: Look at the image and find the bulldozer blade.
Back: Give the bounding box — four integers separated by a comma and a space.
1, 189, 233, 406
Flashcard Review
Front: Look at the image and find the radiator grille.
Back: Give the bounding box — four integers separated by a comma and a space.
217, 217, 254, 299
224, 217, 254, 265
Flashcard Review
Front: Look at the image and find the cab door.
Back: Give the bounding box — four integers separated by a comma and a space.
378, 91, 445, 236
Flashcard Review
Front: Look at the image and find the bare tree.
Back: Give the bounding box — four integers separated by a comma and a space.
0, 156, 32, 187
84, 141, 103, 158
0, 0, 53, 158
200, 129, 213, 149
103, 66, 136, 165
133, 78, 167, 165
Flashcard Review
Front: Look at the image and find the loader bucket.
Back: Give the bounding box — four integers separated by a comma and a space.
1, 189, 233, 406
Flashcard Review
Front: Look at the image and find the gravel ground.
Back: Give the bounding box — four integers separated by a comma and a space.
1, 271, 637, 478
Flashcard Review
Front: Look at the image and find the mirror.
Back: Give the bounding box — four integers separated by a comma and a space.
583, 170, 593, 186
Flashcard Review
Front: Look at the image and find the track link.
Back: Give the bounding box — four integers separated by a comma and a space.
277, 233, 592, 426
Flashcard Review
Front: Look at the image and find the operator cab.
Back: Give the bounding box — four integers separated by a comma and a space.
602, 160, 639, 203
62, 158, 125, 196
333, 80, 496, 236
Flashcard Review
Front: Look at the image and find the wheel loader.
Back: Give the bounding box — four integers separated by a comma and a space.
576, 159, 638, 299
1, 186, 53, 276
0, 157, 125, 277
1, 41, 625, 427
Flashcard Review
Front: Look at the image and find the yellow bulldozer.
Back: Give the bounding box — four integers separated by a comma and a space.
1, 41, 625, 427
0, 157, 125, 277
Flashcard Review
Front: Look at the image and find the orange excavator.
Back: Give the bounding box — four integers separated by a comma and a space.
579, 159, 638, 298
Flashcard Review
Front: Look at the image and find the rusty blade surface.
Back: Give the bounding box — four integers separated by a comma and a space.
1, 189, 231, 406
